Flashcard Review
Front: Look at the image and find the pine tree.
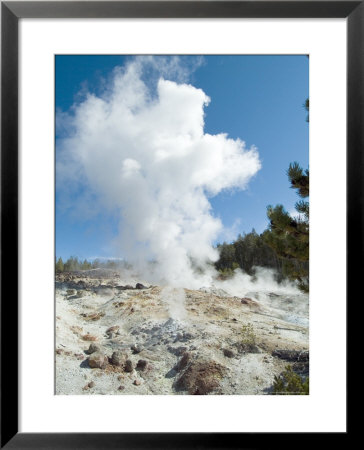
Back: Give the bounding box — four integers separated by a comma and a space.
263, 162, 309, 292
304, 98, 309, 122
55, 257, 64, 273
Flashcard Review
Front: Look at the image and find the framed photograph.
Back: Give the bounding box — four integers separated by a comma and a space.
1, 1, 355, 447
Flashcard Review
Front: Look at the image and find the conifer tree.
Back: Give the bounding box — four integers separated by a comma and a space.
263, 162, 309, 292
55, 257, 64, 273
304, 98, 309, 122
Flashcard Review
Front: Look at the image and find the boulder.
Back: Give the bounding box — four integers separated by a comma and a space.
131, 344, 143, 354
174, 360, 227, 395
136, 359, 149, 371
88, 352, 108, 369
223, 348, 235, 358
175, 352, 192, 372
85, 343, 101, 355
110, 351, 128, 367
124, 360, 134, 373
135, 283, 147, 290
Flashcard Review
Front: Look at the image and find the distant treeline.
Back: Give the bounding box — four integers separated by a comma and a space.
55, 256, 129, 273
214, 229, 308, 287
215, 230, 282, 278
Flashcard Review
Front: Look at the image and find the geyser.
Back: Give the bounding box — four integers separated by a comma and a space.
56, 56, 261, 288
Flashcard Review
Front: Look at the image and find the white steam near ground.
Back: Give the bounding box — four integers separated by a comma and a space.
57, 56, 303, 301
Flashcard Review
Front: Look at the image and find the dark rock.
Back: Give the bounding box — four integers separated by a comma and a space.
134, 379, 141, 386
135, 283, 147, 289
136, 360, 148, 371
272, 350, 309, 362
88, 381, 95, 388
88, 352, 108, 369
110, 351, 127, 367
235, 342, 261, 354
223, 348, 235, 358
131, 344, 143, 354
118, 385, 125, 391
175, 352, 192, 372
174, 360, 227, 395
85, 343, 101, 355
124, 360, 134, 373
165, 368, 177, 379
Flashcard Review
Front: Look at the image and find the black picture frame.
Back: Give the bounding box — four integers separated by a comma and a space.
1, 1, 356, 448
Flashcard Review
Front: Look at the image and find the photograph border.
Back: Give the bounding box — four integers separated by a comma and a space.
1, 1, 357, 447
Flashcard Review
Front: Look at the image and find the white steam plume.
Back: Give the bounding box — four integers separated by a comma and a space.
56, 57, 261, 288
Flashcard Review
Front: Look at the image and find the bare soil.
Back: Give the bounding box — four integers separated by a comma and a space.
55, 269, 309, 395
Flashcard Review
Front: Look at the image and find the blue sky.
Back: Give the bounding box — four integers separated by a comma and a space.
56, 55, 308, 261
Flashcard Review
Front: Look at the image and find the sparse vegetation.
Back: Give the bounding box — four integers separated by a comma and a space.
237, 323, 259, 353
272, 365, 309, 395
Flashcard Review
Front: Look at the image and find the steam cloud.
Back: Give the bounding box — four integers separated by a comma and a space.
57, 57, 261, 288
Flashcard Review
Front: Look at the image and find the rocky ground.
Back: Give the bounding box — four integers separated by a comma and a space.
55, 269, 309, 395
